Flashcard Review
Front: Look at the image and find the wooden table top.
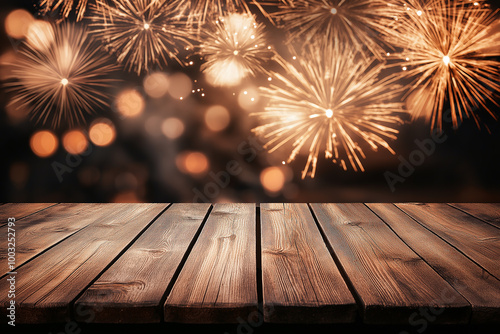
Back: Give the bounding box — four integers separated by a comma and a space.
0, 203, 499, 325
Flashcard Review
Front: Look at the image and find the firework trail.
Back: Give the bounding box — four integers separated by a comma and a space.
252, 41, 406, 178
257, 0, 396, 58
6, 23, 117, 128
383, 0, 500, 130
39, 0, 99, 21
90, 0, 193, 75
176, 0, 252, 26
200, 13, 272, 87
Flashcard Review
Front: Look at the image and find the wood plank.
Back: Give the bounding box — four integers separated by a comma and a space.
260, 203, 356, 323
396, 203, 500, 279
74, 203, 211, 323
450, 203, 500, 229
310, 203, 470, 324
368, 203, 500, 324
0, 204, 116, 276
0, 203, 168, 323
164, 203, 257, 323
0, 203, 57, 225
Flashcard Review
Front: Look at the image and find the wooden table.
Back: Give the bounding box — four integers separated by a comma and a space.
1, 203, 499, 326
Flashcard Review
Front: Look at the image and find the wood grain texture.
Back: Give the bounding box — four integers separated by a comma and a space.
164, 203, 257, 323
0, 203, 167, 323
310, 203, 470, 324
450, 203, 500, 229
0, 204, 113, 276
368, 204, 500, 323
396, 203, 500, 279
260, 203, 356, 323
0, 203, 57, 226
75, 203, 211, 323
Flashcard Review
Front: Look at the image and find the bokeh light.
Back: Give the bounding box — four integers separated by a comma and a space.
4, 9, 34, 39
112, 191, 141, 203
89, 119, 116, 147
62, 130, 88, 155
260, 167, 286, 193
176, 151, 210, 176
205, 105, 231, 132
26, 20, 55, 51
143, 72, 170, 98
116, 89, 145, 117
30, 130, 58, 158
161, 117, 185, 139
168, 73, 192, 100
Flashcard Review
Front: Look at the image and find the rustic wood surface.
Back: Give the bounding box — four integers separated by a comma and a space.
0, 204, 112, 276
310, 203, 470, 324
164, 204, 258, 323
450, 203, 500, 229
368, 204, 500, 323
396, 203, 500, 279
1, 203, 499, 325
75, 204, 210, 323
260, 203, 356, 323
0, 204, 167, 323
0, 203, 56, 226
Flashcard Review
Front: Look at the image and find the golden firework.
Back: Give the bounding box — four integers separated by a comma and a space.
6, 23, 117, 128
264, 0, 395, 58
252, 41, 406, 178
200, 13, 272, 87
383, 0, 500, 129
90, 0, 193, 75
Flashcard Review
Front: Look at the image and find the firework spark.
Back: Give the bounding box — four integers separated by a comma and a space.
200, 13, 272, 87
177, 0, 251, 26
7, 23, 117, 128
384, 0, 500, 130
39, 0, 95, 21
90, 0, 193, 75
265, 0, 396, 58
252, 42, 406, 178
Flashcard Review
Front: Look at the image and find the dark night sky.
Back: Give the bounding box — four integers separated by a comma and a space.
1, 0, 500, 203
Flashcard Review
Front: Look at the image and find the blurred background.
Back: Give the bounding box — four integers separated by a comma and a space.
1, 0, 500, 203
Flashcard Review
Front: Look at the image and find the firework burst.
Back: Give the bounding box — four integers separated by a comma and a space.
90, 0, 193, 75
252, 42, 406, 178
384, 0, 500, 130
265, 0, 396, 58
6, 23, 117, 128
200, 13, 272, 87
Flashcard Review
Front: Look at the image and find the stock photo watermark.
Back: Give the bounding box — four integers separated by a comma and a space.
399, 278, 467, 334
51, 133, 95, 183
6, 217, 16, 327
223, 303, 275, 334
47, 304, 104, 334
192, 135, 265, 203
384, 109, 469, 192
